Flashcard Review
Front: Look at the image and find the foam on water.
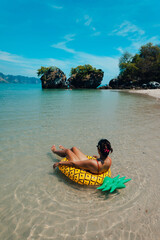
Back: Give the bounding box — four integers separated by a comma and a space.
0, 84, 160, 240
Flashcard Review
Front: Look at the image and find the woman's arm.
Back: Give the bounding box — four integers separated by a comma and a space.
53, 161, 74, 169
53, 159, 96, 172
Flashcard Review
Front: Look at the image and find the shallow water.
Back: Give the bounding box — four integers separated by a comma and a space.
0, 84, 160, 240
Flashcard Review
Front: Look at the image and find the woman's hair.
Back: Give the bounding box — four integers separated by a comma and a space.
97, 139, 113, 157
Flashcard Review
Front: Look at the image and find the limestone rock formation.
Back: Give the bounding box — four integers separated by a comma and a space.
68, 70, 104, 89
109, 79, 119, 89
41, 68, 68, 89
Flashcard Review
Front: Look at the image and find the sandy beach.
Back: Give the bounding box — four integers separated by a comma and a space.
129, 89, 160, 99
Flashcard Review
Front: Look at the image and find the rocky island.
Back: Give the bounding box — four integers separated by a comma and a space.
37, 66, 68, 89
37, 64, 104, 89
68, 65, 104, 89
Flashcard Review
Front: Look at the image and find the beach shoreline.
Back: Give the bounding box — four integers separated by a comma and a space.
128, 89, 160, 99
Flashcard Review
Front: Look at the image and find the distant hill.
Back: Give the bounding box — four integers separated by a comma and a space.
0, 72, 40, 84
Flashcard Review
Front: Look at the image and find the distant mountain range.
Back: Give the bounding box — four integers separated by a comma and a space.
0, 72, 40, 84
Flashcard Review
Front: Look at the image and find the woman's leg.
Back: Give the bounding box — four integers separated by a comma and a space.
64, 148, 80, 161
51, 145, 79, 161
51, 145, 66, 157
60, 145, 88, 161
58, 145, 79, 161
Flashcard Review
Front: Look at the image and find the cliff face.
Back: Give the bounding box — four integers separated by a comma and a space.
68, 70, 104, 89
41, 69, 68, 89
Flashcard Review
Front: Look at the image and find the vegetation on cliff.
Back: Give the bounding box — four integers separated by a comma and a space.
70, 64, 103, 76
37, 66, 59, 77
109, 43, 160, 88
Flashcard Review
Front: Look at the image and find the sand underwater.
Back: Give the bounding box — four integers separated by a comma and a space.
0, 84, 160, 240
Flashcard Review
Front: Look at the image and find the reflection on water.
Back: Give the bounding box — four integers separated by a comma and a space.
0, 84, 160, 240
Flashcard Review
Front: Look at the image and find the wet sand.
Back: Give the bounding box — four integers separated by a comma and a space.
129, 89, 160, 99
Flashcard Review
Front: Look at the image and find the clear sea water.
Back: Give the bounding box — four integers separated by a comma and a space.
0, 84, 160, 240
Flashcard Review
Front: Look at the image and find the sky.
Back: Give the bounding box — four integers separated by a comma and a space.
0, 0, 160, 84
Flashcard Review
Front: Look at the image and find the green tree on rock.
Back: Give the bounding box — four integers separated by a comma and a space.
37, 66, 58, 77
70, 64, 102, 77
119, 52, 133, 72
110, 43, 160, 88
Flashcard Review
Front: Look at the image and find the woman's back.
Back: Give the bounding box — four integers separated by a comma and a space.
95, 156, 112, 174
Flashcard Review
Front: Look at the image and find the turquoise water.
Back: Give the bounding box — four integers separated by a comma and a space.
0, 84, 160, 240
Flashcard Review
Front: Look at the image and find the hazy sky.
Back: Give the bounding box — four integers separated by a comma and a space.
0, 0, 160, 84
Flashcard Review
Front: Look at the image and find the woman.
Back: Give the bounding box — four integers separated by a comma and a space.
52, 139, 113, 174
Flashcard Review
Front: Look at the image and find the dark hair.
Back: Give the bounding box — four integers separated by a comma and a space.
97, 139, 113, 157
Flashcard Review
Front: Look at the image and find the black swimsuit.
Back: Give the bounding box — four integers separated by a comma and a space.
96, 157, 111, 174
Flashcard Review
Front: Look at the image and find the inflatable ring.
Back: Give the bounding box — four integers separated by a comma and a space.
58, 156, 111, 186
